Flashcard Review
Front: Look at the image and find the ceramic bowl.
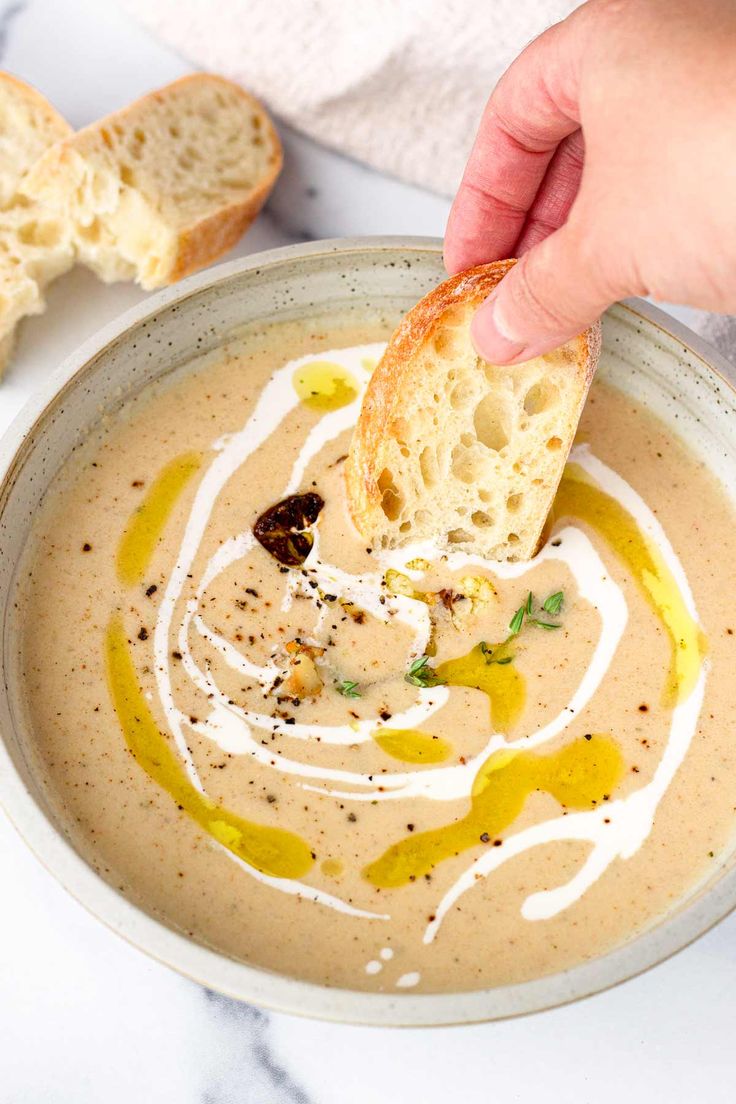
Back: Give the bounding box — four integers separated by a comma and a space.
2, 237, 736, 1025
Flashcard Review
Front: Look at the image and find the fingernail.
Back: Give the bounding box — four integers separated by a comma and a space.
471, 293, 527, 364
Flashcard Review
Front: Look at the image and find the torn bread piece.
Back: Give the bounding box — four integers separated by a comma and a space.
345, 260, 601, 562
22, 73, 282, 290
0, 73, 74, 374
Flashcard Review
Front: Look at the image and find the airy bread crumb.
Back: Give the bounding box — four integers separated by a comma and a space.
0, 73, 74, 375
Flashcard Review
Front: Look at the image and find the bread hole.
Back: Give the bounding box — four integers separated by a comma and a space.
222, 177, 252, 190
460, 432, 475, 448
415, 509, 431, 527
419, 446, 438, 488
478, 489, 491, 503
18, 220, 61, 248
399, 445, 410, 458
447, 528, 472, 544
377, 468, 403, 522
133, 128, 146, 145
507, 532, 520, 544
506, 493, 523, 512
399, 521, 412, 533
77, 218, 102, 244
112, 124, 124, 138
473, 395, 509, 451
471, 510, 494, 528
253, 135, 264, 147
452, 447, 480, 484
391, 417, 409, 441
251, 114, 262, 129
169, 125, 181, 139
120, 165, 137, 187
433, 331, 456, 356
523, 380, 559, 416
450, 381, 475, 410
100, 127, 112, 149
546, 437, 563, 451
532, 478, 543, 486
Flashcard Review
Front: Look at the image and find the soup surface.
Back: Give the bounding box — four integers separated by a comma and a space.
15, 311, 736, 993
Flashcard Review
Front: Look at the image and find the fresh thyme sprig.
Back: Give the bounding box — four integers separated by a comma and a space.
336, 679, 362, 698
405, 655, 446, 688
508, 589, 565, 636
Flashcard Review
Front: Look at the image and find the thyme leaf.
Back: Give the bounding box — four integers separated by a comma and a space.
542, 590, 564, 616
508, 604, 526, 636
405, 655, 446, 688
336, 680, 361, 698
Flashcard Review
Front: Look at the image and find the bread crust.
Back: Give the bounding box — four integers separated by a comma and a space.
168, 151, 282, 283
0, 72, 72, 145
346, 260, 601, 555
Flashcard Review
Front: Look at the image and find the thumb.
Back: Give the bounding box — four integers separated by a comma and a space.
470, 223, 619, 364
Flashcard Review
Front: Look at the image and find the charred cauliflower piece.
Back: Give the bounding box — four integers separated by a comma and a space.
283, 640, 325, 698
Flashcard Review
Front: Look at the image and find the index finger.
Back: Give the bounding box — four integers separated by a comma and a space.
444, 16, 583, 274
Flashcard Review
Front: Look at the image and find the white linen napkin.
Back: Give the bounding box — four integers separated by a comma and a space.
118, 0, 578, 195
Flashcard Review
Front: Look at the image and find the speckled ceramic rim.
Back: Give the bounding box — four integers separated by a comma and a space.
2, 236, 736, 1026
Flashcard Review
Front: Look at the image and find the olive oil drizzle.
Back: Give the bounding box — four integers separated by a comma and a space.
373, 728, 452, 764
116, 452, 202, 586
435, 639, 525, 734
556, 464, 705, 704
292, 360, 359, 412
105, 616, 314, 879
363, 735, 623, 888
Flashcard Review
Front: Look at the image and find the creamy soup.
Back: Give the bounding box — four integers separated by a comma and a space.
15, 311, 736, 994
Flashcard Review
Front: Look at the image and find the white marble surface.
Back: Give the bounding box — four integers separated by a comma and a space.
1, 1, 735, 1100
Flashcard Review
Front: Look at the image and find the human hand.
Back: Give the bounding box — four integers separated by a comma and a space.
445, 0, 736, 363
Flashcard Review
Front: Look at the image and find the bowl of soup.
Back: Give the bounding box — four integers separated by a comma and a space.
2, 237, 736, 1025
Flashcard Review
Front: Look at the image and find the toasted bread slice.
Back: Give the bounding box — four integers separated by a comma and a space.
0, 73, 74, 375
22, 74, 282, 290
346, 261, 600, 562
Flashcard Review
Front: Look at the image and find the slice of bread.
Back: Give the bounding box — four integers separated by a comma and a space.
0, 74, 74, 375
345, 261, 601, 562
22, 74, 282, 290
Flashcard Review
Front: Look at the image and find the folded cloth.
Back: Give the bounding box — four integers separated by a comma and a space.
118, 0, 578, 195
